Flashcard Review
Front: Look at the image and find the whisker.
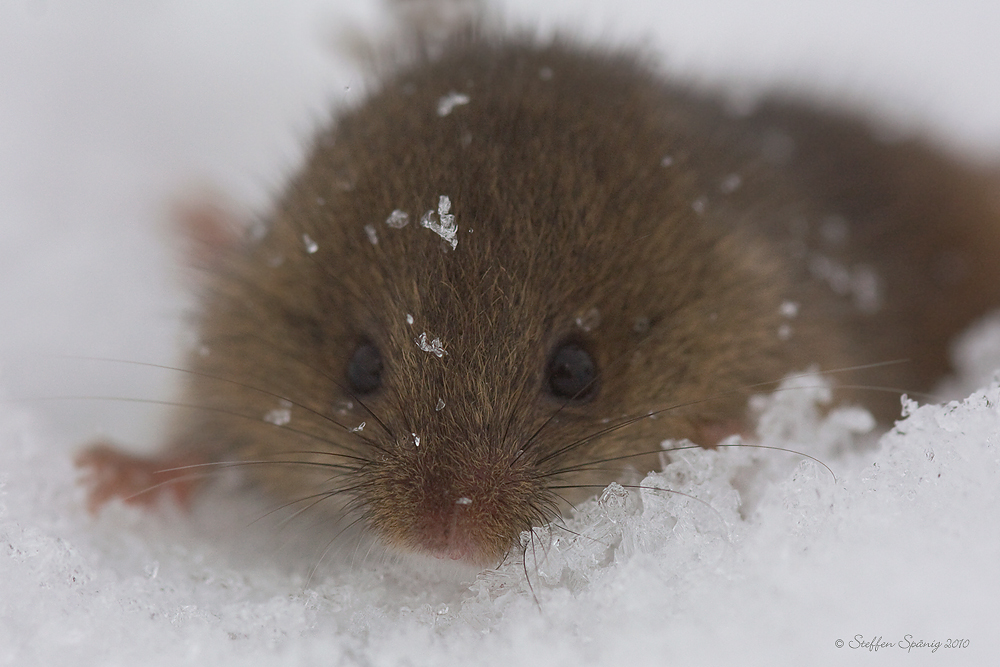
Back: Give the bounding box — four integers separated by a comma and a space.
249, 491, 343, 528
521, 348, 911, 462
264, 483, 368, 529
521, 530, 541, 609
158, 458, 363, 475
547, 483, 729, 533
544, 441, 836, 482
56, 354, 395, 441
676, 442, 836, 481
515, 324, 685, 460
353, 512, 384, 572
545, 520, 618, 554
189, 270, 398, 440
24, 394, 382, 455
118, 470, 220, 504
306, 515, 368, 589
287, 263, 402, 440
92, 458, 365, 515
815, 383, 938, 402
546, 490, 579, 515
535, 375, 925, 468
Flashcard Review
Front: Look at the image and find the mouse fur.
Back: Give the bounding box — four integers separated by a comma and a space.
79, 30, 1000, 567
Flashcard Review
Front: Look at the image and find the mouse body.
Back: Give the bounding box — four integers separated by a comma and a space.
78, 32, 1000, 567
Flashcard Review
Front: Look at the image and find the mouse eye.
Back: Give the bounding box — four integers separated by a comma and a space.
547, 342, 597, 401
347, 341, 383, 395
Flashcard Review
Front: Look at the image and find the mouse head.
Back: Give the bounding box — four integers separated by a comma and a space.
185, 38, 803, 566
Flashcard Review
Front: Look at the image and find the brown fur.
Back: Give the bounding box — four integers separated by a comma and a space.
81, 34, 1000, 567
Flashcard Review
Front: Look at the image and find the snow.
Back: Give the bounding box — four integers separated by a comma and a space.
385, 209, 410, 229
3, 1, 1000, 666
4, 370, 999, 665
264, 402, 293, 427
574, 308, 601, 333
436, 91, 471, 117
719, 173, 743, 194
302, 233, 319, 254
420, 195, 458, 250
415, 332, 448, 358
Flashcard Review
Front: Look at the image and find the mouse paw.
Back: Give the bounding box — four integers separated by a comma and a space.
74, 442, 202, 514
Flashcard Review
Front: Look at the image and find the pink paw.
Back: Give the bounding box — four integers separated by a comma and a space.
75, 442, 202, 514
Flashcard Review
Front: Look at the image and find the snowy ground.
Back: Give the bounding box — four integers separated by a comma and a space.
2, 1, 1000, 665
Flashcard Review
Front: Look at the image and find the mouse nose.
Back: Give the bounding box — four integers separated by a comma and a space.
421, 495, 492, 563
407, 482, 514, 565
366, 443, 548, 567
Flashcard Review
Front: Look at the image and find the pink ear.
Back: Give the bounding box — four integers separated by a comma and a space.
171, 193, 245, 269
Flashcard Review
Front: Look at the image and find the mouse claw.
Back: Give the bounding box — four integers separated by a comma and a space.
74, 442, 201, 514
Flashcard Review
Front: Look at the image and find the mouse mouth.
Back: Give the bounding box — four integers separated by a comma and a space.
364, 451, 552, 567
413, 498, 498, 563
408, 493, 524, 565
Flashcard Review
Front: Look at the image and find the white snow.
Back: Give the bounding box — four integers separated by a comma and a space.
420, 195, 458, 250
263, 408, 292, 427
780, 300, 800, 319
574, 307, 601, 332
302, 234, 319, 254
385, 209, 410, 229
364, 223, 379, 245
415, 332, 448, 358
436, 91, 471, 117
719, 173, 743, 194
3, 1, 1000, 666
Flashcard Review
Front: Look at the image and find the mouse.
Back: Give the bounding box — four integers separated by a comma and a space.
76, 16, 1000, 569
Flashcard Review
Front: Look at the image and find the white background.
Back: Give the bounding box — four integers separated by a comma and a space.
1, 1, 999, 665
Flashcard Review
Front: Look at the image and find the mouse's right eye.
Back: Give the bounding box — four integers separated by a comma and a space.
347, 341, 383, 395
547, 341, 598, 401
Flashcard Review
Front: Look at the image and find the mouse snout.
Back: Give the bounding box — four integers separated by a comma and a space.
365, 437, 550, 566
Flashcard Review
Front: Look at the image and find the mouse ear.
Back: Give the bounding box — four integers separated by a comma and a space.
389, 0, 485, 42
170, 191, 246, 270
331, 0, 486, 72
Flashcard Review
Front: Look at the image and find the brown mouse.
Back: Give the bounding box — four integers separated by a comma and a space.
77, 27, 1000, 568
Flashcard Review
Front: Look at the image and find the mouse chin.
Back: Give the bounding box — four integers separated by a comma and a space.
416, 507, 516, 567
376, 498, 531, 569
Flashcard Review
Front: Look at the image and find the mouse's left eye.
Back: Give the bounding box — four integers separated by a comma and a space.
347, 341, 383, 395
547, 342, 598, 401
